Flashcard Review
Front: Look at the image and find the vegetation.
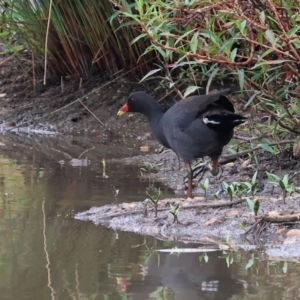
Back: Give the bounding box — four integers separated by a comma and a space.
112, 0, 300, 136
2, 0, 300, 140
2, 0, 153, 80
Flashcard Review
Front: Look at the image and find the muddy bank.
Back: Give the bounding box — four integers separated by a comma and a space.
75, 193, 300, 259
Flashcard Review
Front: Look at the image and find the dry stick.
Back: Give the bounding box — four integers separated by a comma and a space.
78, 146, 95, 159
157, 81, 186, 102
43, 0, 53, 85
0, 52, 18, 66
79, 78, 83, 89
257, 213, 300, 223
161, 58, 183, 99
233, 135, 264, 142
95, 198, 245, 220
244, 219, 263, 235
244, 213, 300, 235
78, 100, 105, 126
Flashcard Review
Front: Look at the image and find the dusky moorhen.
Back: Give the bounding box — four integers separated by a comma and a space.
117, 89, 246, 198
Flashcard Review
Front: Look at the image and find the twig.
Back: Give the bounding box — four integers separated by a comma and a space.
244, 212, 300, 235
0, 52, 18, 66
94, 198, 245, 220
78, 100, 105, 126
78, 146, 95, 159
43, 0, 53, 85
243, 219, 263, 235
233, 135, 263, 141
162, 60, 183, 99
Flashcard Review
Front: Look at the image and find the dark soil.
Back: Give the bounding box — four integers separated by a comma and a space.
1, 56, 300, 258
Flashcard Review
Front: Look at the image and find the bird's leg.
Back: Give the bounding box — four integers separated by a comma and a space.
210, 160, 219, 176
185, 162, 193, 198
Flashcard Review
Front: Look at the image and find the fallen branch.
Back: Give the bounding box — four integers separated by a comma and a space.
78, 100, 105, 126
244, 212, 300, 235
83, 198, 245, 220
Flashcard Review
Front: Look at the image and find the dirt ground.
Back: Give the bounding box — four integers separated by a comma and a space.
1, 56, 300, 259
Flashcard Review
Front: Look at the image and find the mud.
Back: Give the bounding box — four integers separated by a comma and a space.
1, 56, 300, 259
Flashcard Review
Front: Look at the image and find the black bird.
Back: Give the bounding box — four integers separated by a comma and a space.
117, 89, 246, 198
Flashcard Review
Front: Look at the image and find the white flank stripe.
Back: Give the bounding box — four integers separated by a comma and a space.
203, 117, 220, 125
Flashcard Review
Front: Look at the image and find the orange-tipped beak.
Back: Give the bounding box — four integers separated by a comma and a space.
117, 103, 129, 116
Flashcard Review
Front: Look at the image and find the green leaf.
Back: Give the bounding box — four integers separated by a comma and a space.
265, 29, 276, 47
282, 174, 289, 186
230, 48, 238, 62
266, 172, 281, 183
287, 26, 300, 38
183, 85, 200, 97
245, 258, 254, 270
244, 92, 259, 107
130, 33, 147, 45
203, 178, 210, 189
139, 68, 162, 82
238, 69, 244, 93
290, 102, 300, 116
260, 11, 265, 24
241, 20, 247, 32
282, 261, 288, 273
252, 171, 258, 184
291, 38, 300, 49
279, 179, 286, 190
190, 32, 199, 53
258, 143, 275, 153
174, 29, 196, 46
246, 198, 255, 212
204, 253, 209, 263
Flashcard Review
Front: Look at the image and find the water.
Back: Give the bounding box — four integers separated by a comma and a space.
0, 134, 299, 300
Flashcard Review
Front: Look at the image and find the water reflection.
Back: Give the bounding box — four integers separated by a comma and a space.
0, 138, 299, 299
126, 246, 246, 300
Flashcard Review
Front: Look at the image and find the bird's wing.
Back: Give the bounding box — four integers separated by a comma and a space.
169, 89, 231, 130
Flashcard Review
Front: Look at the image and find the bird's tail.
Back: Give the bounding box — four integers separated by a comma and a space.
203, 113, 246, 131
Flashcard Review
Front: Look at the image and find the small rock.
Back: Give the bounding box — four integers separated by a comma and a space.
286, 229, 300, 237
227, 210, 239, 217
205, 217, 223, 226
140, 145, 150, 152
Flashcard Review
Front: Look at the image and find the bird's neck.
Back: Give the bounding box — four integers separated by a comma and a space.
143, 104, 165, 124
